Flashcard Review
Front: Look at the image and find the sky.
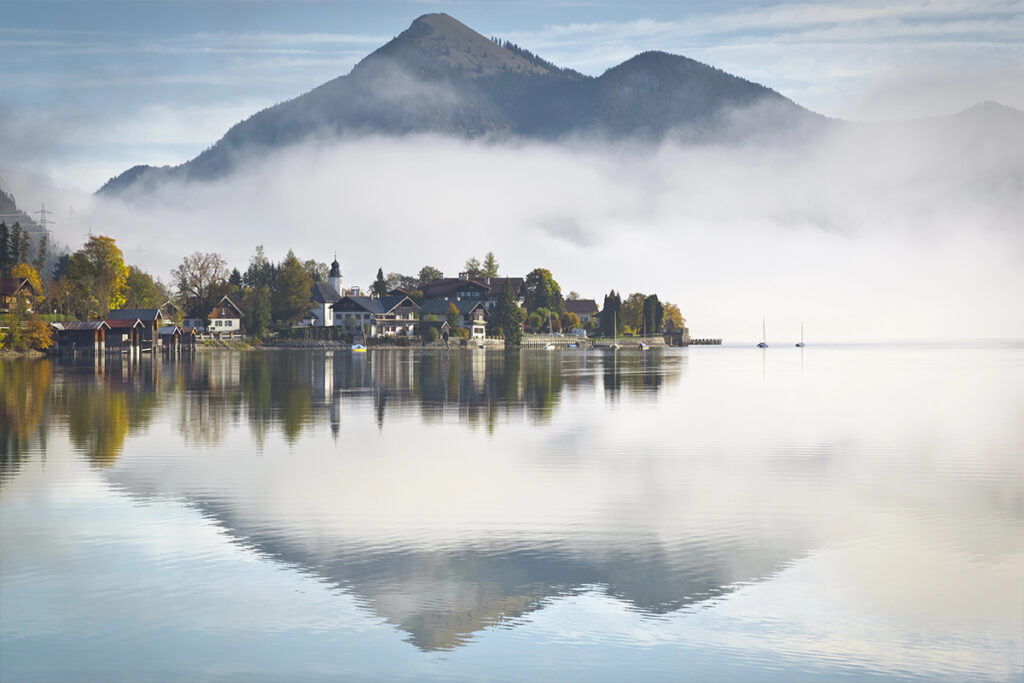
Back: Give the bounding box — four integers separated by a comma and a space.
0, 1, 1021, 341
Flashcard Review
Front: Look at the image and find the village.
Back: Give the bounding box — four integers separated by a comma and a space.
0, 229, 693, 354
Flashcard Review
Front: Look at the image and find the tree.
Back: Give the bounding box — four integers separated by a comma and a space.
464, 256, 482, 279
561, 311, 580, 331
228, 267, 243, 288
599, 290, 622, 338
662, 302, 685, 331
272, 251, 313, 327
66, 235, 129, 317
568, 291, 580, 300
482, 252, 499, 279
0, 222, 9, 274
524, 268, 564, 313
621, 292, 646, 332
243, 285, 271, 338
10, 263, 42, 298
124, 266, 161, 309
445, 301, 461, 328
371, 267, 388, 297
493, 280, 525, 348
172, 251, 228, 316
417, 265, 443, 287
303, 259, 328, 283
243, 245, 274, 290
642, 294, 663, 336
33, 233, 48, 276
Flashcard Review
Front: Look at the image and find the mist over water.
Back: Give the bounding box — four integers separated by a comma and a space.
8, 99, 1023, 342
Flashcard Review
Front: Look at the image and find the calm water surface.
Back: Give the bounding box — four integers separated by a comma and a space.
1, 345, 1022, 682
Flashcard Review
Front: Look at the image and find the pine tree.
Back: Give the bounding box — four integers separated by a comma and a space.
34, 233, 48, 276
0, 222, 9, 274
494, 279, 525, 348
371, 267, 388, 297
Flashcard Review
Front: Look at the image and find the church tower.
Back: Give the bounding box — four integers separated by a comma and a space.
328, 255, 342, 295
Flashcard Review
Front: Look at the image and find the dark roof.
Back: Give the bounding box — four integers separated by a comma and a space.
0, 277, 38, 297
484, 277, 525, 297
56, 321, 110, 331
208, 295, 244, 318
419, 298, 486, 316
329, 258, 341, 278
421, 278, 489, 299
158, 325, 181, 335
311, 281, 342, 304
565, 299, 599, 315
336, 295, 418, 315
105, 318, 144, 329
108, 308, 163, 322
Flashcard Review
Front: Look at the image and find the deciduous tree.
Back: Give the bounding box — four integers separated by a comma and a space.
172, 251, 228, 316
524, 268, 564, 313
662, 302, 685, 331
417, 266, 443, 287
67, 235, 129, 317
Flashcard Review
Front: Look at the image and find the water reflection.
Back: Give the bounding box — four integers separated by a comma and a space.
2, 347, 1021, 680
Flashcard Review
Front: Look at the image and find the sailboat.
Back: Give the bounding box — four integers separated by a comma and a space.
795, 322, 805, 348
757, 317, 768, 348
609, 311, 619, 350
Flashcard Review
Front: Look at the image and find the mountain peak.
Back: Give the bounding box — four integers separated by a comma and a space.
359, 12, 553, 79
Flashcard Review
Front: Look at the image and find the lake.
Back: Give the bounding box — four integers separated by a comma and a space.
1, 344, 1022, 682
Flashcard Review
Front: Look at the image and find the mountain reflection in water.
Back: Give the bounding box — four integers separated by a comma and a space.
2, 346, 1021, 680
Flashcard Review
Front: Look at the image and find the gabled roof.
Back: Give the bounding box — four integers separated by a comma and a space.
108, 308, 163, 322
0, 277, 38, 297
335, 295, 418, 315
565, 299, 599, 315
105, 318, 145, 329
158, 325, 181, 335
419, 298, 487, 316
484, 277, 525, 297
421, 278, 490, 299
56, 321, 110, 331
311, 281, 342, 304
208, 295, 244, 318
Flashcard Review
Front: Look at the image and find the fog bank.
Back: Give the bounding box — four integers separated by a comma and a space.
32, 111, 1024, 342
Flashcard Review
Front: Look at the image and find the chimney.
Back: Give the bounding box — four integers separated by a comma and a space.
458, 271, 468, 281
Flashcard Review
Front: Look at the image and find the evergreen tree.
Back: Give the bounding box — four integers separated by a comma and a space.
243, 285, 272, 338
642, 294, 663, 336
371, 267, 388, 297
0, 222, 9, 273
228, 267, 243, 288
482, 252, 499, 279
13, 223, 29, 264
494, 279, 525, 348
599, 290, 622, 338
33, 233, 48, 276
272, 251, 313, 327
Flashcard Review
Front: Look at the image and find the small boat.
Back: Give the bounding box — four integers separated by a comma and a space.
638, 342, 649, 350
351, 344, 367, 353
795, 322, 805, 347
757, 316, 768, 348
543, 343, 556, 350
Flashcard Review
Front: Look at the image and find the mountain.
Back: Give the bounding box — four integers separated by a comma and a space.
98, 13, 822, 196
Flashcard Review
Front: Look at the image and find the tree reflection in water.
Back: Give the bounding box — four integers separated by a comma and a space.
1, 349, 683, 471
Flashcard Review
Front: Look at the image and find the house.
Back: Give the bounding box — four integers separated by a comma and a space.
565, 299, 599, 323
482, 277, 525, 311
51, 320, 110, 352
104, 317, 146, 350
184, 295, 243, 334
420, 274, 526, 311
418, 319, 451, 343
107, 308, 163, 345
419, 298, 488, 339
158, 325, 183, 350
0, 277, 38, 313
421, 274, 490, 302
309, 281, 342, 327
331, 295, 420, 337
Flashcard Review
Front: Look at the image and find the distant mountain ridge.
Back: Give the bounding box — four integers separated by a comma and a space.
98, 13, 822, 196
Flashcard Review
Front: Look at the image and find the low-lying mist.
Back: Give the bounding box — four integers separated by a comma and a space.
37, 109, 1024, 342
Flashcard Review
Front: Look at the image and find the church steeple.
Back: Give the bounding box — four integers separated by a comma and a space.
328, 254, 342, 295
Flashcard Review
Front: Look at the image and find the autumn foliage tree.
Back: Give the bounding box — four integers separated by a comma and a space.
66, 236, 129, 317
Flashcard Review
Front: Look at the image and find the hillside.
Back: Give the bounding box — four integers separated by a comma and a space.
97, 13, 820, 196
